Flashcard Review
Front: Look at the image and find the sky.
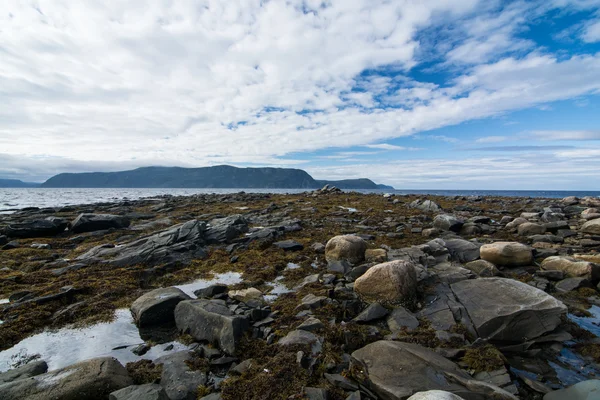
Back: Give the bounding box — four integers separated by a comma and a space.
1, 1, 600, 189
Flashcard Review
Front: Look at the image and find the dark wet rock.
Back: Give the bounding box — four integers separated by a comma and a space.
175, 299, 249, 355
345, 391, 362, 400
194, 284, 228, 299
543, 221, 569, 233
131, 287, 191, 328
354, 303, 389, 323
442, 239, 481, 263
433, 215, 464, 233
535, 270, 564, 280
304, 387, 329, 400
298, 293, 328, 310
8, 290, 34, 302
387, 306, 419, 332
354, 260, 417, 303
0, 357, 132, 400
109, 383, 169, 400
155, 351, 207, 400
328, 260, 352, 274
1, 217, 68, 239
273, 239, 304, 251
77, 220, 207, 267
298, 317, 325, 332
205, 215, 248, 244
350, 341, 485, 399
325, 235, 367, 265
70, 213, 130, 233
324, 373, 359, 391
555, 277, 591, 293
480, 242, 533, 267
450, 278, 567, 343
0, 360, 48, 383
464, 260, 499, 277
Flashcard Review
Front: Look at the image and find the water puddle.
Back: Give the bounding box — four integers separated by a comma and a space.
175, 272, 243, 297
568, 305, 600, 336
264, 276, 293, 302
549, 348, 599, 386
338, 206, 358, 213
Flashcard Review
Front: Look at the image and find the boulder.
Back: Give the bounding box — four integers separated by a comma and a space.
0, 357, 132, 400
410, 199, 441, 212
205, 215, 248, 244
325, 235, 367, 265
131, 287, 191, 328
365, 248, 388, 263
517, 223, 546, 236
1, 217, 68, 238
354, 303, 389, 323
544, 379, 600, 400
505, 217, 528, 231
354, 260, 417, 304
278, 330, 322, 355
555, 277, 591, 293
174, 299, 249, 354
450, 278, 567, 343
350, 341, 483, 399
155, 351, 207, 400
70, 214, 130, 233
541, 256, 600, 281
581, 218, 600, 235
229, 288, 265, 305
443, 239, 481, 263
479, 242, 533, 267
0, 361, 48, 383
407, 391, 465, 400
433, 215, 464, 233
273, 240, 304, 251
387, 307, 419, 332
110, 384, 169, 400
464, 260, 499, 277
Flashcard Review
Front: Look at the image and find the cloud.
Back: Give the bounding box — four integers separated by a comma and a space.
413, 135, 460, 143
529, 130, 600, 140
364, 144, 422, 151
475, 136, 508, 143
582, 17, 600, 42
465, 145, 576, 152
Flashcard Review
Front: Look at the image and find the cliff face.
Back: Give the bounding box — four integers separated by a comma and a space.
41, 166, 390, 189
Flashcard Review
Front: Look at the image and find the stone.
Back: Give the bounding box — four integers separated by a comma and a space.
229, 288, 264, 305
410, 199, 441, 212
70, 214, 130, 233
354, 303, 389, 323
273, 240, 304, 251
464, 260, 499, 277
325, 235, 367, 265
194, 284, 228, 299
480, 242, 533, 267
407, 391, 465, 400
298, 317, 325, 332
0, 357, 132, 400
354, 260, 417, 303
155, 352, 207, 400
205, 215, 248, 244
518, 223, 546, 236
131, 287, 191, 328
298, 293, 327, 309
174, 300, 249, 355
443, 239, 481, 263
109, 384, 169, 400
304, 387, 329, 400
278, 330, 322, 354
450, 278, 567, 343
505, 217, 528, 230
555, 277, 591, 293
581, 218, 600, 235
311, 243, 326, 254
433, 215, 464, 232
544, 379, 600, 400
541, 256, 600, 281
0, 361, 48, 383
386, 306, 419, 332
365, 248, 388, 263
430, 263, 474, 284
350, 341, 483, 399
1, 217, 68, 239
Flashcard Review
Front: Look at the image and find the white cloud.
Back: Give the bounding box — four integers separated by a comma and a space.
530, 130, 600, 140
475, 136, 507, 143
582, 18, 600, 42
364, 144, 422, 151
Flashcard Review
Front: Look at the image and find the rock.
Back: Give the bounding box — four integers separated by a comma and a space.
205, 215, 248, 244
324, 373, 359, 391
70, 214, 130, 233
407, 391, 465, 400
555, 277, 591, 293
544, 379, 600, 400
450, 278, 567, 343
433, 215, 464, 232
0, 357, 132, 400
0, 360, 48, 383
155, 351, 207, 400
194, 284, 228, 299
354, 303, 389, 323
1, 217, 68, 239
365, 248, 388, 263
229, 288, 264, 305
536, 270, 565, 280
298, 293, 328, 309
0, 235, 7, 246
278, 330, 322, 354
109, 384, 169, 400
430, 263, 474, 284
174, 300, 249, 355
581, 218, 600, 235
304, 387, 329, 400
505, 217, 528, 230
325, 235, 367, 265
464, 260, 499, 277
544, 221, 569, 233
350, 341, 482, 399
131, 287, 191, 328
480, 242, 533, 267
311, 243, 326, 254
518, 223, 546, 236
297, 317, 325, 332
354, 260, 417, 304
387, 307, 419, 332
443, 239, 481, 263
273, 240, 304, 251
410, 199, 441, 212
541, 256, 600, 281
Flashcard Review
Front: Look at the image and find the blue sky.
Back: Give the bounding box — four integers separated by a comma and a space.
1, 0, 600, 189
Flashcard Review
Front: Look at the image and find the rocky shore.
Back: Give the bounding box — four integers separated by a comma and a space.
1, 189, 600, 399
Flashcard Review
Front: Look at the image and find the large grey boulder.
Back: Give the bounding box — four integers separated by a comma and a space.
131, 287, 191, 327
407, 391, 465, 400
70, 214, 131, 233
175, 299, 249, 355
410, 199, 441, 212
76, 220, 207, 267
0, 361, 48, 383
581, 218, 600, 235
205, 215, 248, 243
0, 357, 132, 400
350, 341, 484, 400
354, 260, 417, 304
443, 239, 481, 263
110, 384, 169, 400
325, 235, 367, 265
479, 242, 533, 267
155, 351, 207, 400
1, 217, 68, 238
433, 215, 464, 233
450, 278, 567, 343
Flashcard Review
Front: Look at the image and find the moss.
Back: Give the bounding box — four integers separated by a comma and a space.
126, 359, 163, 384
574, 343, 600, 362
461, 344, 506, 372
186, 357, 210, 373
196, 385, 211, 399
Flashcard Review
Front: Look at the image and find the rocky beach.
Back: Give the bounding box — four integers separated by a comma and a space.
1, 189, 599, 400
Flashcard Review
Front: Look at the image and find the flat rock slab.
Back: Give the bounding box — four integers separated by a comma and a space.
1, 217, 68, 239
110, 384, 169, 400
0, 357, 132, 400
0, 361, 48, 383
131, 287, 191, 327
450, 278, 567, 343
155, 352, 207, 400
273, 240, 304, 251
71, 214, 131, 233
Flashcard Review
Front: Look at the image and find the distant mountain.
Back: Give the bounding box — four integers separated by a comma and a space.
41, 166, 394, 190
0, 179, 41, 188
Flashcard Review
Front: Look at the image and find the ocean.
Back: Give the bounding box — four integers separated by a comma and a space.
1, 188, 599, 213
